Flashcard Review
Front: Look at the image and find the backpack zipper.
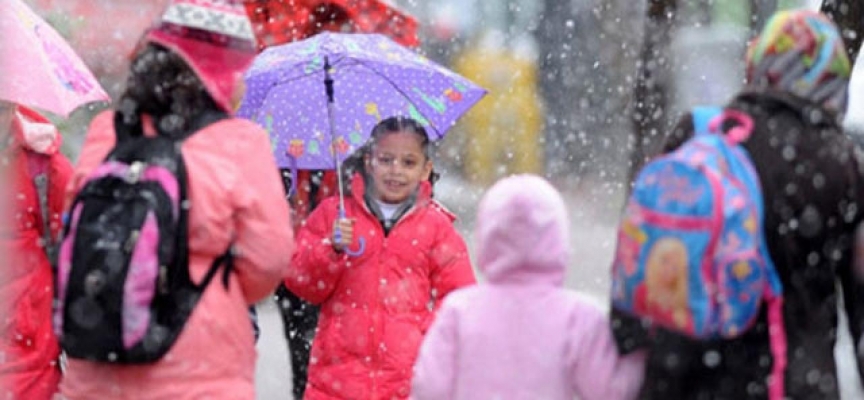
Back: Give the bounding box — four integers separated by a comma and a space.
126, 161, 145, 183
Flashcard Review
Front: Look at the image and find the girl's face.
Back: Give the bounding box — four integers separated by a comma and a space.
366, 130, 432, 204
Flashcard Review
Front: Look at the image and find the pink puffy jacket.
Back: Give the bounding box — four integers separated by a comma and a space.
60, 111, 294, 399
412, 175, 645, 400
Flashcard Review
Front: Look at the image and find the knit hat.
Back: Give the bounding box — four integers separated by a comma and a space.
144, 0, 257, 112
746, 9, 851, 115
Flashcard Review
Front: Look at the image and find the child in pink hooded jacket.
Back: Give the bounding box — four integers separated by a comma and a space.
411, 174, 645, 400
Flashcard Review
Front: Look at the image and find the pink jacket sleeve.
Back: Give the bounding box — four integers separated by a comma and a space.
284, 198, 348, 304
229, 123, 295, 303
411, 300, 458, 400
569, 302, 646, 400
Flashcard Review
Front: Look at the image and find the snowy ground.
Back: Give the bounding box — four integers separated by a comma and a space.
255, 299, 293, 399
253, 174, 864, 399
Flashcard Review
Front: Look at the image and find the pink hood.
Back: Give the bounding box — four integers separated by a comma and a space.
413, 175, 646, 400
13, 106, 62, 155
475, 174, 569, 286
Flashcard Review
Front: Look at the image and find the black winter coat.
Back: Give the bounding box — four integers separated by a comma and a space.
612, 89, 864, 400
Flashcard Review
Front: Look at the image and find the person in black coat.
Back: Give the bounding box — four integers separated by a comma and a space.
611, 10, 864, 400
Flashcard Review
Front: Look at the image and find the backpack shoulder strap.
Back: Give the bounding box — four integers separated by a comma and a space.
692, 106, 724, 137
197, 247, 235, 291
693, 106, 755, 145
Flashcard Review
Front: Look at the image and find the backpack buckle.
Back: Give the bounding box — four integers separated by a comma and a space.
127, 161, 146, 183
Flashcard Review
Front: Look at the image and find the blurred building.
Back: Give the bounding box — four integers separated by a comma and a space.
452, 30, 544, 185
394, 0, 546, 183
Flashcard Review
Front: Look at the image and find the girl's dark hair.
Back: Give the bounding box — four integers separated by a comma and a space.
341, 116, 440, 189
369, 116, 433, 160
116, 43, 220, 138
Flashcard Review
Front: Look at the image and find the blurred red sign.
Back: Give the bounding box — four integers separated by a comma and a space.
242, 0, 419, 50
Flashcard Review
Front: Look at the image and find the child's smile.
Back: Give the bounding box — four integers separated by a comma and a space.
367, 130, 432, 204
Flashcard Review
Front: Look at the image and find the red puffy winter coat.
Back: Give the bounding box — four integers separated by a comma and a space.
285, 173, 476, 399
0, 106, 72, 399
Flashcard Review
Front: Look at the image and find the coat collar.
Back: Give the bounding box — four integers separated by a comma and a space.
349, 172, 433, 210
7, 106, 61, 155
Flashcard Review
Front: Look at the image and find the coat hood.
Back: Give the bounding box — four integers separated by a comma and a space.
143, 0, 257, 113
11, 106, 61, 155
475, 175, 569, 286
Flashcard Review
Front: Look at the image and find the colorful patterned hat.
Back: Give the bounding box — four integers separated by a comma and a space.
746, 9, 851, 115
145, 0, 257, 112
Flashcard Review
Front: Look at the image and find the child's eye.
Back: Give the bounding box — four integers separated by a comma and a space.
402, 160, 417, 167
376, 156, 394, 165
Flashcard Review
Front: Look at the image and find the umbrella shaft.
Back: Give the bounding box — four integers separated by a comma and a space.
322, 56, 345, 213
326, 93, 346, 214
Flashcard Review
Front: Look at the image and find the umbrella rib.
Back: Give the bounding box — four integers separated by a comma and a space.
266, 57, 355, 88
342, 58, 444, 139
255, 56, 447, 139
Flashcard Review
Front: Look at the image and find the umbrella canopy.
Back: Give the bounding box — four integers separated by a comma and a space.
0, 0, 110, 116
243, 0, 419, 50
29, 0, 169, 97
237, 32, 486, 170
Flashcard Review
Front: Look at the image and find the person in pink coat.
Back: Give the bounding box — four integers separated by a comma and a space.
411, 174, 646, 400
59, 2, 294, 399
0, 103, 72, 400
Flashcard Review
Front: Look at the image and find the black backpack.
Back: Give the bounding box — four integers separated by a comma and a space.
55, 111, 232, 363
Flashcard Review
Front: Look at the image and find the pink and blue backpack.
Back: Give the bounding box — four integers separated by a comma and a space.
611, 107, 787, 400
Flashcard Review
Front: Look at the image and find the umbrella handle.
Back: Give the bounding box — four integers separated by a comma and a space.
345, 237, 366, 257
335, 208, 366, 257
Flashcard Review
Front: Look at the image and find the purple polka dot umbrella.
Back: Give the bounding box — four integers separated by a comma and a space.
237, 31, 486, 172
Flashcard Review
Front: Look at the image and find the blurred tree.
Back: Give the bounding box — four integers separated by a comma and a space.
628, 0, 781, 184
821, 0, 863, 63
750, 0, 778, 36
537, 0, 593, 177
538, 0, 641, 184
629, 0, 678, 183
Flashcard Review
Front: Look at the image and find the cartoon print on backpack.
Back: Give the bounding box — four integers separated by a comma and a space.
642, 237, 691, 331
610, 107, 782, 340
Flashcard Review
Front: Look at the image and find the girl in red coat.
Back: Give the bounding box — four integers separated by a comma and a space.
285, 116, 476, 399
0, 102, 72, 399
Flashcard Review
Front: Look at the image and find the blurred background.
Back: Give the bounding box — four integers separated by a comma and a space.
28, 0, 851, 184
30, 0, 860, 207
20, 0, 864, 397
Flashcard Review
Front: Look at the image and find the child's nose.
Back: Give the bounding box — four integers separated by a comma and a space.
386, 161, 408, 172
